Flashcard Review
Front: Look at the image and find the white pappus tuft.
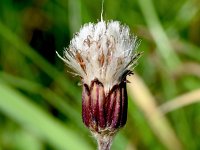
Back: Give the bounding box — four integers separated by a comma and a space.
57, 20, 140, 93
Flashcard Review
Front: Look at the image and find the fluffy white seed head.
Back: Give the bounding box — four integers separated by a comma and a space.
57, 20, 140, 93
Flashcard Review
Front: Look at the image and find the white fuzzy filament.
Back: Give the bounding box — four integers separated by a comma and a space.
57, 20, 140, 92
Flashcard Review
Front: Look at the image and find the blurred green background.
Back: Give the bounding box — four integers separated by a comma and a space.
0, 0, 200, 149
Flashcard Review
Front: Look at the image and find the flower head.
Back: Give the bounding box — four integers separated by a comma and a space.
57, 21, 140, 93
57, 20, 140, 150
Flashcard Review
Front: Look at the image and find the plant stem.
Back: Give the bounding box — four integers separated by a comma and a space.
97, 136, 112, 150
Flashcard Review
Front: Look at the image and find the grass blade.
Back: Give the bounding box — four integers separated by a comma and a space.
0, 81, 92, 150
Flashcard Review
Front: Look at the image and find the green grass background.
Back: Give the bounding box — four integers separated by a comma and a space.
0, 0, 200, 149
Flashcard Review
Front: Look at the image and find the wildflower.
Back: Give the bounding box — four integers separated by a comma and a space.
57, 20, 140, 150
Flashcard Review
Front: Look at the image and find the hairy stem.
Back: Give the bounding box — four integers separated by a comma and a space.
97, 135, 113, 150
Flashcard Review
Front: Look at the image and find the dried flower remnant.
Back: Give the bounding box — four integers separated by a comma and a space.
57, 20, 140, 150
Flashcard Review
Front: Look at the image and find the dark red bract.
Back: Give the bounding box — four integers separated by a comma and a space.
82, 79, 127, 136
